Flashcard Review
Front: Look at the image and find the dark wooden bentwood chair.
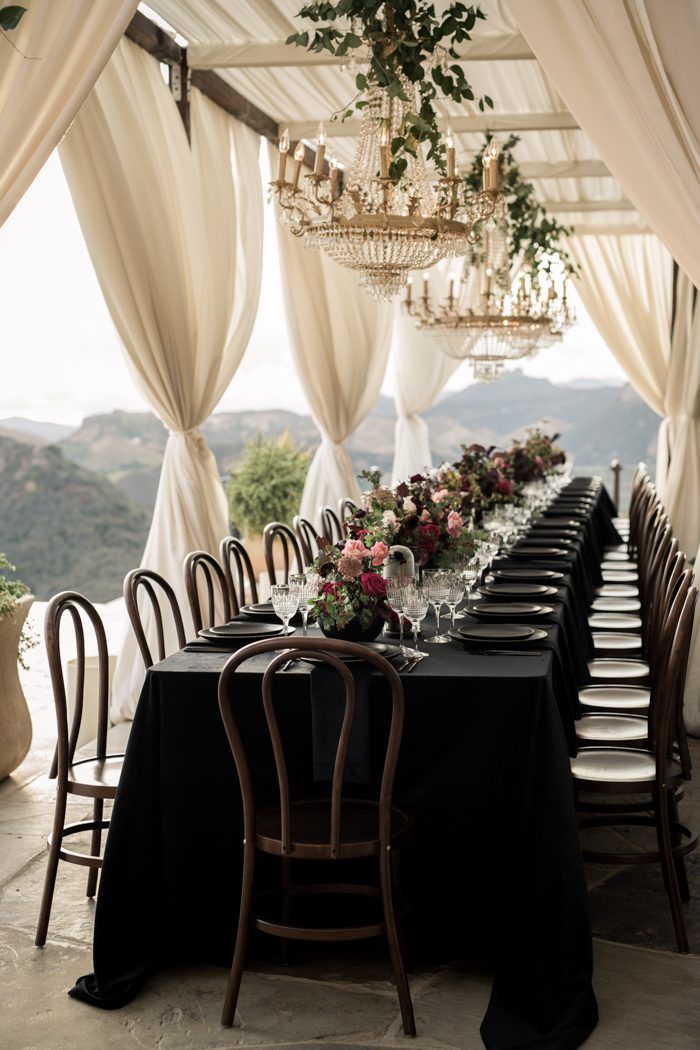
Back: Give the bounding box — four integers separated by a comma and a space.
124, 568, 186, 669
293, 514, 319, 567
220, 536, 259, 614
263, 522, 304, 586
36, 592, 124, 946
338, 498, 358, 535
319, 505, 344, 545
183, 551, 232, 633
217, 636, 415, 1035
573, 577, 698, 952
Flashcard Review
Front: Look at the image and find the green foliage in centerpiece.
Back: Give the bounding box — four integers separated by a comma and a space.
308, 534, 391, 635
287, 1, 493, 178
226, 434, 311, 535
0, 552, 35, 669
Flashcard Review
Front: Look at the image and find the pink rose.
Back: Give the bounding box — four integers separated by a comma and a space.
342, 538, 369, 560
447, 511, 463, 538
360, 572, 388, 598
534, 455, 544, 468
420, 508, 432, 523
433, 487, 450, 503
369, 540, 390, 567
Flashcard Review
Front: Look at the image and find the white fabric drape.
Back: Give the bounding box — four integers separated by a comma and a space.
61, 39, 263, 720
566, 234, 672, 414
0, 0, 136, 227
507, 0, 700, 288
391, 271, 461, 481
656, 272, 700, 555
269, 146, 393, 521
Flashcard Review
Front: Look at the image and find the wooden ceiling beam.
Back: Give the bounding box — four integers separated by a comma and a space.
541, 199, 636, 213
285, 112, 580, 139
188, 34, 534, 69
517, 160, 611, 179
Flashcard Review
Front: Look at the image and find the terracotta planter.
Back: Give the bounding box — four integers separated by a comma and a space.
0, 594, 33, 781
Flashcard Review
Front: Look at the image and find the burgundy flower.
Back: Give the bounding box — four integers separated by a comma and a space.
360, 572, 388, 598
395, 482, 409, 497
495, 477, 513, 496
410, 473, 425, 484
419, 522, 441, 554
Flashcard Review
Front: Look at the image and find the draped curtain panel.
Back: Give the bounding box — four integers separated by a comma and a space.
0, 0, 137, 227
566, 234, 672, 415
268, 145, 393, 522
508, 0, 700, 288
391, 270, 461, 482
656, 272, 700, 556
61, 39, 263, 721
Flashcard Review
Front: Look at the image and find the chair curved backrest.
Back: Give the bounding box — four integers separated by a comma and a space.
44, 592, 110, 781
218, 636, 405, 859
293, 515, 318, 567
183, 551, 232, 633
651, 573, 697, 766
123, 568, 186, 669
263, 522, 304, 586
338, 498, 358, 536
220, 537, 259, 614
319, 505, 344, 545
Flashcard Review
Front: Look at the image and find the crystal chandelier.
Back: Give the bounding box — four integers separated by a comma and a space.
271, 81, 505, 301
404, 209, 575, 379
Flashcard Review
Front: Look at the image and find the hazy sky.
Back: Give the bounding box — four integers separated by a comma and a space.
0, 149, 626, 426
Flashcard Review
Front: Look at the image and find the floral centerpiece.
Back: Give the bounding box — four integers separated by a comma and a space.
308, 535, 391, 641
447, 444, 515, 522
350, 469, 481, 570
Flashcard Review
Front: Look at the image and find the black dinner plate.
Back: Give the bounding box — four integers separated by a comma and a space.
206, 621, 284, 638
480, 583, 559, 598
517, 537, 575, 548
239, 603, 304, 626
198, 624, 295, 645
449, 626, 548, 647
457, 623, 535, 641
302, 641, 401, 663
508, 546, 569, 558
537, 518, 581, 527
467, 602, 551, 620
492, 568, 564, 581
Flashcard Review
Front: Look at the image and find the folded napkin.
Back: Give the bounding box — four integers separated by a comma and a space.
310, 662, 371, 784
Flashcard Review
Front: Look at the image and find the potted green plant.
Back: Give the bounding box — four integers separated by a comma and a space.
0, 553, 34, 780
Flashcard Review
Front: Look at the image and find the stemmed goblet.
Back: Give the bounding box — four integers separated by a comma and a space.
422, 569, 453, 644
445, 576, 465, 632
402, 586, 430, 656
289, 573, 318, 636
270, 585, 299, 636
386, 576, 415, 658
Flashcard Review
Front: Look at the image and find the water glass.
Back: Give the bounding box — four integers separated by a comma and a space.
270, 585, 299, 635
402, 586, 430, 655
445, 578, 465, 631
386, 575, 415, 657
289, 574, 318, 636
422, 569, 453, 644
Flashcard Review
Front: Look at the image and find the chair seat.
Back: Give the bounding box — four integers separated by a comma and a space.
601, 570, 638, 583
576, 714, 648, 742
579, 684, 650, 710
591, 597, 641, 613
596, 584, 640, 598
588, 658, 649, 680
601, 559, 637, 571
593, 632, 643, 652
255, 798, 412, 859
588, 613, 643, 630
67, 754, 124, 799
606, 543, 630, 554
571, 747, 681, 785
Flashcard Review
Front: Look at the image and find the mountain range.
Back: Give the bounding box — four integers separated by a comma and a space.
0, 370, 659, 600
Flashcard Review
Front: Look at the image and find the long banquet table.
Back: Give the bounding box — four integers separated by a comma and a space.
71, 479, 620, 1049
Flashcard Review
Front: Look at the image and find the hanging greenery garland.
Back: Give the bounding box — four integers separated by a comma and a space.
464, 134, 578, 280
286, 1, 494, 179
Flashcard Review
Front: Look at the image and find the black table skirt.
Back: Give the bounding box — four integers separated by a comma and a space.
68, 479, 613, 1048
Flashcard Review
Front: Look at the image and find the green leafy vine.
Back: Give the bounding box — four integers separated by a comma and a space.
287, 1, 494, 179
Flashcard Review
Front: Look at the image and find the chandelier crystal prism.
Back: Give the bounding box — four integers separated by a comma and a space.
271, 80, 506, 302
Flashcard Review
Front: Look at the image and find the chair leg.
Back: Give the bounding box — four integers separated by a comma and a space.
281, 856, 292, 967
655, 790, 689, 953
35, 785, 67, 947
675, 703, 692, 781
380, 848, 415, 1037
221, 843, 255, 1027
668, 792, 691, 902
86, 798, 103, 898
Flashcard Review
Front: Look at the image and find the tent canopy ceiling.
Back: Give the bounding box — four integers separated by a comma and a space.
144, 0, 648, 234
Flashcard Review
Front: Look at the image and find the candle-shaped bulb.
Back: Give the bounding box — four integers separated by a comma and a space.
294, 141, 305, 162
316, 122, 325, 147
329, 154, 340, 198
406, 275, 413, 304
422, 271, 430, 297
445, 125, 454, 150
291, 141, 305, 190
379, 124, 390, 179
279, 128, 290, 153
380, 124, 389, 147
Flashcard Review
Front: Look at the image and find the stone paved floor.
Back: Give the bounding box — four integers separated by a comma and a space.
2, 604, 700, 1048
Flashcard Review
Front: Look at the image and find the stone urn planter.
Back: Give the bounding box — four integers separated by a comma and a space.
0, 594, 33, 780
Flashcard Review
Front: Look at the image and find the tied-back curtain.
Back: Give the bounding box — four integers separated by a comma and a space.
61, 39, 263, 721
0, 0, 137, 227
391, 271, 461, 481
566, 234, 672, 414
656, 271, 700, 555
268, 145, 392, 522
508, 0, 700, 288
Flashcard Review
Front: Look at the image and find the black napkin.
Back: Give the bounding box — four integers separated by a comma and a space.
310, 662, 371, 784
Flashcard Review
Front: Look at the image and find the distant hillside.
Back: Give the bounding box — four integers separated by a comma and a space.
0, 436, 150, 601
59, 372, 659, 509
0, 416, 77, 443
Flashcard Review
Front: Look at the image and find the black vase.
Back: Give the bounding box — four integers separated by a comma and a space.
319, 615, 384, 643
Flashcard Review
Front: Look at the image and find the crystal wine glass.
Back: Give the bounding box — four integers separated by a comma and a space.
270, 585, 299, 636
386, 575, 415, 657
422, 569, 452, 644
445, 577, 465, 632
289, 573, 317, 636
402, 587, 430, 656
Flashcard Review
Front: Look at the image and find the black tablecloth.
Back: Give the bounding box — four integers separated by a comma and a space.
68, 479, 616, 1049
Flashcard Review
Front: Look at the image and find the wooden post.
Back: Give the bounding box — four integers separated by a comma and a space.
610, 459, 622, 513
